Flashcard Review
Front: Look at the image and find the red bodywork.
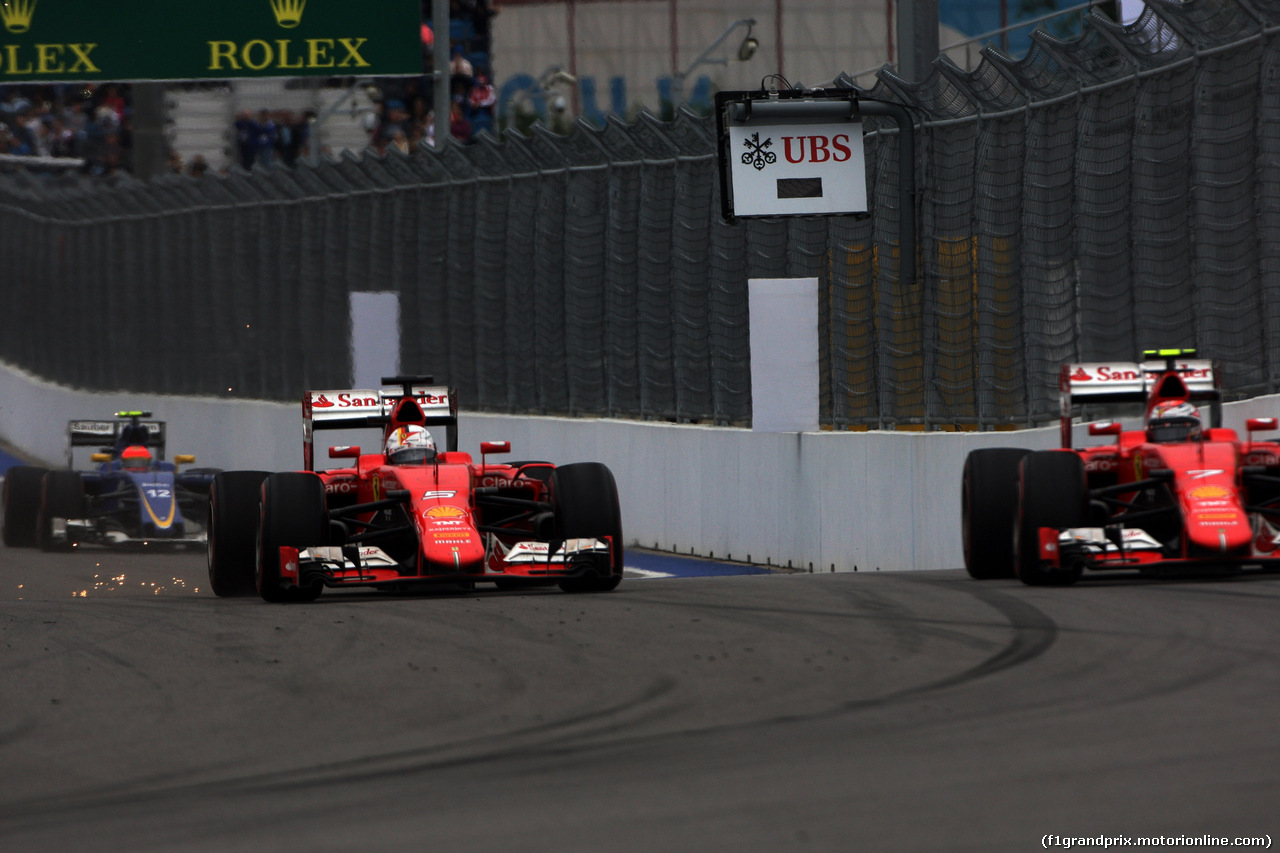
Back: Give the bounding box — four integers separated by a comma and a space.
1039, 357, 1280, 574
285, 380, 618, 591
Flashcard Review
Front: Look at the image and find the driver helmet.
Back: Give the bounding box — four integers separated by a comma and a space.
384, 425, 436, 465
1146, 401, 1202, 443
120, 444, 152, 471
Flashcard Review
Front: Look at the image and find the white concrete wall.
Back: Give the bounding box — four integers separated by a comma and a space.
7, 361, 1280, 572
0, 363, 300, 473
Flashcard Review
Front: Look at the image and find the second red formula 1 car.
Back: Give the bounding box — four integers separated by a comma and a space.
207, 375, 623, 602
963, 349, 1280, 585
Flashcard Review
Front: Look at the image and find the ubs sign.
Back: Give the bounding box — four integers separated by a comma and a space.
0, 0, 420, 82
717, 92, 868, 219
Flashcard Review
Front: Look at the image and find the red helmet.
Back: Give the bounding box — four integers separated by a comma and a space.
1146, 401, 1202, 443
121, 444, 152, 471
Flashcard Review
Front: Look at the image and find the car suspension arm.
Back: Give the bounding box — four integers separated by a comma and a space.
328, 492, 412, 524
1240, 468, 1280, 515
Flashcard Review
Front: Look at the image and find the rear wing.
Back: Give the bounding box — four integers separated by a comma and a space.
302, 378, 458, 471
66, 417, 166, 468
1059, 358, 1220, 447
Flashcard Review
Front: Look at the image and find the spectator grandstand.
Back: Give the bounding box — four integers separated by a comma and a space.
0, 83, 132, 176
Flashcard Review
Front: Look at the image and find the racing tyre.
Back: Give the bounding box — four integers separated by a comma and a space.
38, 470, 85, 552
1015, 451, 1088, 587
552, 462, 623, 593
207, 471, 270, 597
257, 472, 327, 603
962, 448, 1031, 579
3, 465, 47, 548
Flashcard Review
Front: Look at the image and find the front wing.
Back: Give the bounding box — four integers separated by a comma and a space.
278, 536, 615, 589
46, 480, 208, 548
1041, 523, 1280, 574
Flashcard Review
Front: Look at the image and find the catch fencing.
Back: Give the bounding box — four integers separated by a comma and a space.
3, 0, 1280, 428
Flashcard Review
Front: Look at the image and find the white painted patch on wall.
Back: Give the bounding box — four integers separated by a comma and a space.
1119, 0, 1145, 23
748, 277, 820, 433
349, 291, 400, 387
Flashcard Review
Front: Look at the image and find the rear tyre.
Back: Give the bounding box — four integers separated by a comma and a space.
207, 471, 270, 597
1016, 451, 1088, 586
962, 448, 1030, 579
38, 471, 85, 552
552, 462, 624, 593
3, 465, 47, 548
257, 472, 327, 603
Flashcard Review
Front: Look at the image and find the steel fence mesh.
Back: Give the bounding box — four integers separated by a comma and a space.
4, 1, 1280, 428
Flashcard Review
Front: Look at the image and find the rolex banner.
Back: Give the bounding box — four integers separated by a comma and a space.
0, 0, 423, 82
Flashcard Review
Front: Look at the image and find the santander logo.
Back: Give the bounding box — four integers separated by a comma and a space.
326, 393, 381, 408
1093, 367, 1143, 381
313, 393, 335, 408
1071, 368, 1091, 381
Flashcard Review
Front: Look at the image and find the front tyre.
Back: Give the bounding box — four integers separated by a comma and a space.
962, 448, 1030, 579
3, 465, 48, 548
207, 471, 270, 597
257, 472, 327, 603
1016, 451, 1088, 587
38, 470, 85, 552
552, 462, 624, 593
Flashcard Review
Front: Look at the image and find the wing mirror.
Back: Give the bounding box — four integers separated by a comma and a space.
91, 452, 112, 463
1088, 421, 1122, 437
329, 445, 361, 459
1246, 418, 1278, 433
174, 454, 195, 465
480, 441, 510, 468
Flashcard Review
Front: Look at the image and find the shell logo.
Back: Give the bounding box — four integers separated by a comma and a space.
1189, 485, 1232, 500
425, 505, 466, 519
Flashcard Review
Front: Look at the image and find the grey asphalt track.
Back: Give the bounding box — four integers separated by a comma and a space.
1, 547, 1277, 852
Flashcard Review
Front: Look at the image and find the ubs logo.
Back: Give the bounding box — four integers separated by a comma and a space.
740, 131, 856, 170
741, 132, 776, 171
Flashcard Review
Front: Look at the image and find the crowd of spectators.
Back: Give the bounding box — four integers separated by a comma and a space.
0, 83, 133, 176
367, 0, 497, 153
234, 108, 315, 170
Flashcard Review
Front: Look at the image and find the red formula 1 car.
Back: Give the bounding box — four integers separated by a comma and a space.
963, 349, 1280, 585
207, 375, 624, 602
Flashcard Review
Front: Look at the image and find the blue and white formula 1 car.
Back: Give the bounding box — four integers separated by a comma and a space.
1, 411, 217, 550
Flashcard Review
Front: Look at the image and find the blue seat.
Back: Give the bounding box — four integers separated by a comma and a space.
450, 19, 473, 43
470, 111, 494, 135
